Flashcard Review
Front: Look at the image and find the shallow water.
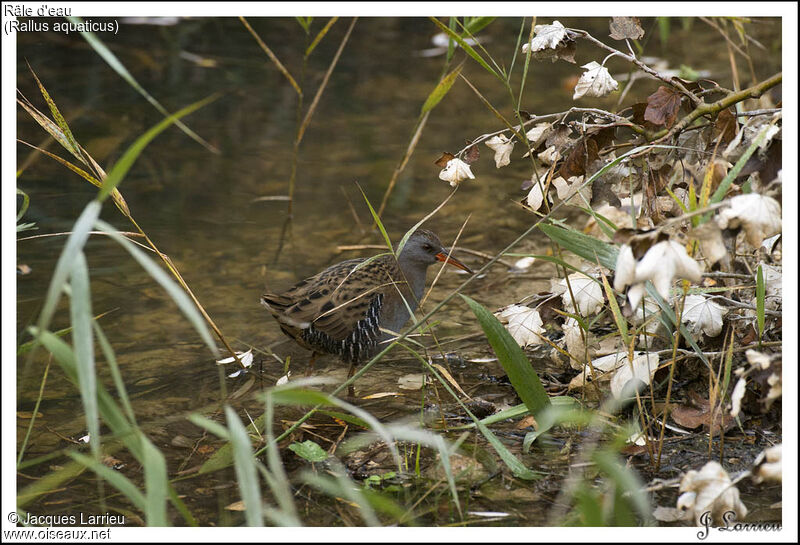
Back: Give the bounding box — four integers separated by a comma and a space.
15, 16, 782, 526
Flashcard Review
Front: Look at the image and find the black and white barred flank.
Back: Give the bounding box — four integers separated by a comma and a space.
301, 293, 384, 363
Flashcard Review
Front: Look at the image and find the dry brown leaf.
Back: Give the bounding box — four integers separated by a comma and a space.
644, 86, 683, 128
434, 151, 455, 168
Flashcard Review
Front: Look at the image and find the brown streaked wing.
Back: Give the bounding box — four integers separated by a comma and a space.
269, 256, 404, 341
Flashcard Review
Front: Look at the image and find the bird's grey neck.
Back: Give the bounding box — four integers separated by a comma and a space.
397, 260, 429, 308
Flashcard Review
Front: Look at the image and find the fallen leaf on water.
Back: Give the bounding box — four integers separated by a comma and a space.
362, 392, 401, 399
495, 304, 545, 347
398, 373, 426, 390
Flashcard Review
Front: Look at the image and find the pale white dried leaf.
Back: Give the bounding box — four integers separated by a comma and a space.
438, 158, 475, 187
523, 20, 567, 52
678, 461, 748, 526
653, 506, 689, 522
496, 304, 545, 347
216, 349, 254, 368
619, 240, 703, 308
526, 181, 545, 211
691, 221, 728, 268
559, 273, 604, 316
610, 352, 659, 399
680, 294, 726, 337
512, 256, 536, 270
573, 61, 619, 100
562, 317, 590, 369
536, 145, 560, 165
613, 244, 636, 292
730, 377, 746, 418
716, 193, 782, 248
525, 123, 551, 148
745, 349, 772, 370
551, 175, 589, 206
276, 371, 291, 386
752, 444, 781, 484
398, 373, 426, 390
485, 134, 514, 168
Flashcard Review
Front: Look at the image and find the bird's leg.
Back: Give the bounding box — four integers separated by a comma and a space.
305, 352, 318, 377
347, 363, 356, 397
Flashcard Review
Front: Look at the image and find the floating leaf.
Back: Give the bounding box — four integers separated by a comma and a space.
494, 304, 545, 348
288, 440, 329, 463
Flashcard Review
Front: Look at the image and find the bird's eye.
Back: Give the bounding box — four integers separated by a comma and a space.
422, 243, 434, 252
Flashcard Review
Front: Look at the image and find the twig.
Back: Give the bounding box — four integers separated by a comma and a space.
657, 72, 782, 141
569, 28, 703, 106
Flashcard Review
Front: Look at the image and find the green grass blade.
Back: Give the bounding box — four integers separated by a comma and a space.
263, 392, 301, 524
68, 16, 219, 154
37, 201, 101, 332
16, 188, 30, 222
69, 251, 99, 459
756, 264, 765, 343
475, 419, 538, 480
709, 123, 774, 206
463, 16, 495, 35
17, 458, 88, 507
94, 220, 218, 356
98, 94, 219, 202
601, 274, 630, 347
358, 185, 394, 254
593, 450, 653, 524
93, 321, 137, 426
305, 17, 337, 57
429, 17, 500, 80
421, 63, 463, 114
646, 284, 709, 365
141, 436, 169, 526
538, 224, 620, 271
461, 295, 550, 416
188, 413, 232, 441
225, 406, 265, 527
31, 329, 140, 454
67, 451, 146, 511
26, 66, 83, 160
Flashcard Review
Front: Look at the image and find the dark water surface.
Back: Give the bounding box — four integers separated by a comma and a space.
15, 16, 782, 526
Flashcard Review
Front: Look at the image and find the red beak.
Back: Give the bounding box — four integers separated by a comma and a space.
435, 251, 473, 274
